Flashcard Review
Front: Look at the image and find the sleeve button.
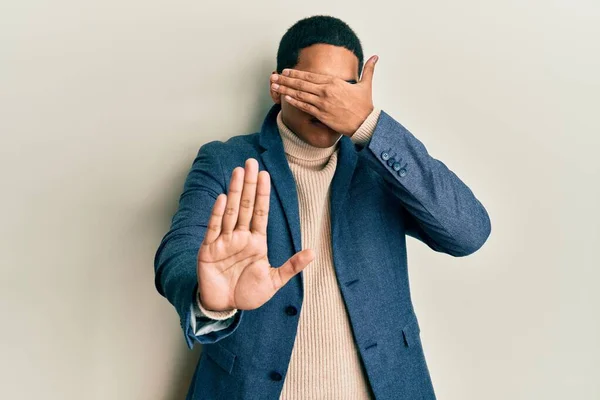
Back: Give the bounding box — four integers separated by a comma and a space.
392, 162, 401, 171
381, 151, 390, 161
398, 168, 407, 177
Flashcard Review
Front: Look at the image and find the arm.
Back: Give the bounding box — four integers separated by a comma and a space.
153, 141, 245, 348
351, 108, 491, 257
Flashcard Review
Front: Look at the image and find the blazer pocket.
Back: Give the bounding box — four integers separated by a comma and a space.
401, 315, 422, 348
201, 343, 237, 375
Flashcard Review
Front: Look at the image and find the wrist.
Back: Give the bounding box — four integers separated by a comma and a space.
197, 290, 236, 313
348, 105, 375, 137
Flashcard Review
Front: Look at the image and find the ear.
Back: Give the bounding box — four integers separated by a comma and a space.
270, 70, 281, 104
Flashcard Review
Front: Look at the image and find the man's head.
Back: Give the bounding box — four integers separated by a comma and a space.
270, 15, 364, 148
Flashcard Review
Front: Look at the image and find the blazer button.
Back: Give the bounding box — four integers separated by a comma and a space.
392, 162, 401, 171
387, 158, 396, 167
285, 305, 297, 316
269, 371, 283, 381
398, 168, 407, 177
381, 151, 390, 161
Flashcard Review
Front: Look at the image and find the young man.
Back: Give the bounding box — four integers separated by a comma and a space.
154, 15, 491, 400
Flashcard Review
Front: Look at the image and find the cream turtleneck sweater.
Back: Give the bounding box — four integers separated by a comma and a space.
276, 108, 381, 400
196, 106, 383, 399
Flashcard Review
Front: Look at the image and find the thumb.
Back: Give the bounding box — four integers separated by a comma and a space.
270, 249, 315, 292
360, 55, 378, 86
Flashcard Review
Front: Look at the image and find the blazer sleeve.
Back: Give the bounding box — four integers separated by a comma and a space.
354, 109, 492, 257
153, 140, 244, 348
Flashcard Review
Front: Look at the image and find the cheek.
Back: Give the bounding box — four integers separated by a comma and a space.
283, 101, 309, 119
281, 99, 292, 115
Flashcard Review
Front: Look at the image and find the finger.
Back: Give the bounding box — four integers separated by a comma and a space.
250, 170, 271, 236
284, 95, 321, 119
273, 83, 322, 109
235, 158, 259, 231
281, 68, 332, 84
271, 74, 321, 96
269, 249, 315, 292
202, 193, 227, 245
360, 55, 378, 86
221, 166, 244, 236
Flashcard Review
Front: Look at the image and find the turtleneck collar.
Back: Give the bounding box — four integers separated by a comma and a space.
276, 109, 342, 162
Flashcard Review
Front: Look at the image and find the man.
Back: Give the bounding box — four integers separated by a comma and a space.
154, 15, 491, 400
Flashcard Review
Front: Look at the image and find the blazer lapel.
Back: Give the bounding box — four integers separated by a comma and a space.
258, 104, 302, 254
330, 134, 358, 214
257, 103, 358, 256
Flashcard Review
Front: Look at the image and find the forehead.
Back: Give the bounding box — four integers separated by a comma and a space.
295, 43, 359, 81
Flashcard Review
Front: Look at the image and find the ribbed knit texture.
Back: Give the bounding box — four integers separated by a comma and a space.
277, 108, 381, 400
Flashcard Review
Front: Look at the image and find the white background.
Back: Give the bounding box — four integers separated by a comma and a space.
1, 1, 598, 399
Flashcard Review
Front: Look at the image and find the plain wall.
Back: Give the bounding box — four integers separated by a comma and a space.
1, 1, 598, 399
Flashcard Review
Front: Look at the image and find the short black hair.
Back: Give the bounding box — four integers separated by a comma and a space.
276, 15, 364, 77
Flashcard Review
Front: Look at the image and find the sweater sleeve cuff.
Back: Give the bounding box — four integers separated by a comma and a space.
350, 107, 382, 146
195, 290, 238, 320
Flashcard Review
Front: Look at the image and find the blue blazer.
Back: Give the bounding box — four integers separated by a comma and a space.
154, 103, 491, 400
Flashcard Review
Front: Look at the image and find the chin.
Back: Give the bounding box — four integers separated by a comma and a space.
306, 122, 338, 144
312, 134, 339, 148
311, 123, 334, 132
